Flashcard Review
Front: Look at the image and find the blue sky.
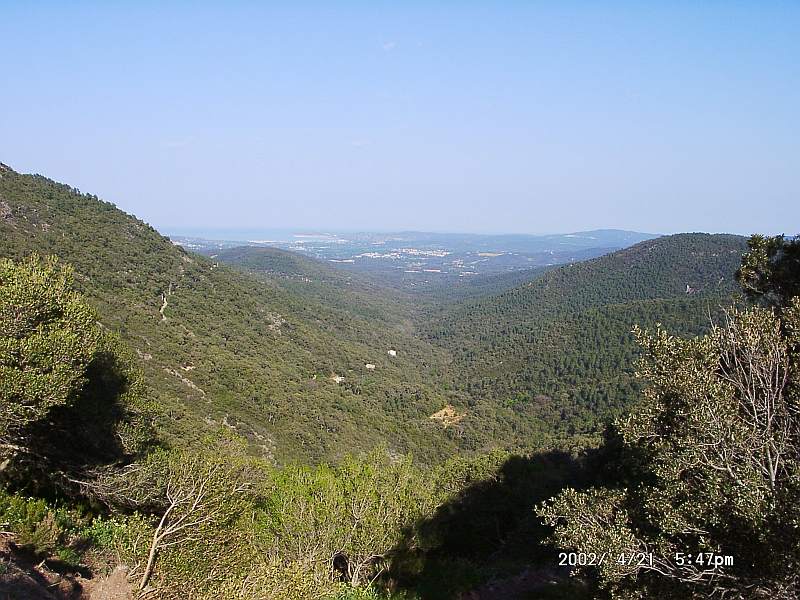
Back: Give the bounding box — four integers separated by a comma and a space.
1, 2, 798, 235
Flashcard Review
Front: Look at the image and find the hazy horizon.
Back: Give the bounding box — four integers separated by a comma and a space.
2, 2, 798, 236
162, 225, 664, 239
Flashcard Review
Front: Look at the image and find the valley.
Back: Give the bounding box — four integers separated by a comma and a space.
0, 163, 793, 600
2, 4, 796, 597
169, 228, 657, 294
0, 164, 746, 463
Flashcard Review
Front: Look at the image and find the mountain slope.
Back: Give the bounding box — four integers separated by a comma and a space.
0, 163, 752, 461
427, 233, 749, 444
0, 164, 457, 464
213, 245, 419, 324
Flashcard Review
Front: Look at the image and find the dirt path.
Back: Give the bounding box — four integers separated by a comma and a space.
0, 534, 132, 600
159, 282, 174, 321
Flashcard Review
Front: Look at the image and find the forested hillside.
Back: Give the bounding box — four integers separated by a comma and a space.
0, 164, 751, 461
427, 234, 749, 442
0, 164, 458, 465
2, 161, 796, 600
214, 246, 421, 325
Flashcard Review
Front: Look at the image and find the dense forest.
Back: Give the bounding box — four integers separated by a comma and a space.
425, 234, 749, 443
1, 163, 798, 599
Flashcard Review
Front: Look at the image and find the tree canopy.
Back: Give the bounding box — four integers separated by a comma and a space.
538, 236, 800, 599
737, 234, 800, 308
0, 254, 151, 493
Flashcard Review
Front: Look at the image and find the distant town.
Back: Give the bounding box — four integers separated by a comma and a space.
168, 228, 658, 285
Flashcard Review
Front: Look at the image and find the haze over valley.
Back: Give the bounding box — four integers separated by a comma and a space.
168, 228, 658, 290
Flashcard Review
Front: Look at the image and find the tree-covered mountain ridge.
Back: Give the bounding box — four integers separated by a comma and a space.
0, 163, 461, 465
205, 201, 749, 449
0, 162, 749, 460
435, 232, 745, 326
425, 232, 749, 440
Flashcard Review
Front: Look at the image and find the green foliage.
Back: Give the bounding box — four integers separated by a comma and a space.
329, 587, 413, 600
0, 493, 61, 554
137, 451, 256, 590
0, 254, 152, 493
0, 488, 94, 563
82, 515, 135, 549
737, 233, 800, 307
427, 233, 748, 447
259, 450, 434, 587
538, 302, 800, 599
75, 448, 584, 599
0, 168, 458, 465
91, 451, 440, 599
0, 255, 100, 437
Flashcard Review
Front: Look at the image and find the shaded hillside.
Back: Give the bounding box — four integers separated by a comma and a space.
0, 164, 458, 465
427, 234, 749, 444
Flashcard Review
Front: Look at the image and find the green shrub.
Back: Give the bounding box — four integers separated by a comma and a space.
0, 489, 89, 557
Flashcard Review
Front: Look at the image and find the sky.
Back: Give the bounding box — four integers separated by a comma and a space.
1, 1, 798, 236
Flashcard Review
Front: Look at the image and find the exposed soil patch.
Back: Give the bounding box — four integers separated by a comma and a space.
430, 404, 464, 427
82, 566, 132, 600
0, 200, 13, 222
0, 535, 132, 600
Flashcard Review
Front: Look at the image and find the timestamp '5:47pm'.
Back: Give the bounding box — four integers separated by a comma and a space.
675, 552, 734, 567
